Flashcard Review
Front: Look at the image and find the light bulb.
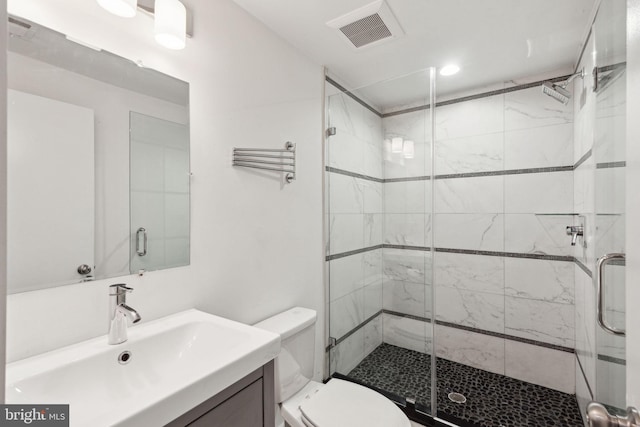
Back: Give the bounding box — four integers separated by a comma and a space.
440, 64, 460, 76
391, 137, 403, 153
403, 140, 415, 159
96, 0, 137, 18
155, 0, 187, 50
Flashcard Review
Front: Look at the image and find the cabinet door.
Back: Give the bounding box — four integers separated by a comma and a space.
188, 379, 263, 427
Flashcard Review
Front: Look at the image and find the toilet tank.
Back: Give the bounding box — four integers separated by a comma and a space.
254, 307, 317, 403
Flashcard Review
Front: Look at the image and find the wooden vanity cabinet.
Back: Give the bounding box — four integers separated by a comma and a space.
165, 361, 275, 427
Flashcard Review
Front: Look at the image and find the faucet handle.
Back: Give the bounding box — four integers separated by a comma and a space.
109, 284, 133, 295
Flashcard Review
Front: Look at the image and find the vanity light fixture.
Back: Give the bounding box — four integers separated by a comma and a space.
440, 64, 460, 76
96, 0, 189, 50
96, 0, 137, 18
154, 0, 187, 50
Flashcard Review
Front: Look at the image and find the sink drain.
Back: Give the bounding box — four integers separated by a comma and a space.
448, 392, 467, 404
118, 351, 132, 365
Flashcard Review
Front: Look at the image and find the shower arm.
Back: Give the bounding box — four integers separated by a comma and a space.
557, 67, 585, 88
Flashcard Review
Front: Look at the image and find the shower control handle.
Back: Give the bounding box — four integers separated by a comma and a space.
566, 225, 584, 246
587, 402, 640, 427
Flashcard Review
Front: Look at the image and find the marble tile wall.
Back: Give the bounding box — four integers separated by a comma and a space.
381, 77, 577, 393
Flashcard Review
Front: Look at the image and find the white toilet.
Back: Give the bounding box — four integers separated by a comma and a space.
254, 307, 411, 427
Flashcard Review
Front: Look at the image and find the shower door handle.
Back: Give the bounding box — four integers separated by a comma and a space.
587, 402, 640, 427
596, 253, 625, 336
136, 227, 147, 256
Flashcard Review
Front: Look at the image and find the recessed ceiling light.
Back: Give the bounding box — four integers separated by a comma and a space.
440, 64, 460, 76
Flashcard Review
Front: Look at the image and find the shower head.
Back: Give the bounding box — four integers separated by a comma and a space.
541, 68, 585, 105
542, 81, 571, 105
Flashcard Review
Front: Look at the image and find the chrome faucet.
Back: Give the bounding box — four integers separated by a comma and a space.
108, 284, 141, 345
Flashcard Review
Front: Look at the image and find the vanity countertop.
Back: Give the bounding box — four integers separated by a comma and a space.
5, 309, 281, 427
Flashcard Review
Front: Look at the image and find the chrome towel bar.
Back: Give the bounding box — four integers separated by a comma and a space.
233, 142, 296, 183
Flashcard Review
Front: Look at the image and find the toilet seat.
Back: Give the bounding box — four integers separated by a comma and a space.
296, 379, 410, 427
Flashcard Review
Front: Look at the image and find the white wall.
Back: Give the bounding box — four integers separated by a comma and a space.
0, 0, 7, 404
8, 90, 94, 292
5, 0, 325, 382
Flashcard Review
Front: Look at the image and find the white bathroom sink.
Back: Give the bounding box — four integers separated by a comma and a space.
5, 309, 281, 426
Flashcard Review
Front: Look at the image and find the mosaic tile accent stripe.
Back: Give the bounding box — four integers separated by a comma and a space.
345, 343, 583, 427
434, 247, 575, 263
326, 165, 575, 183
385, 175, 431, 183
325, 244, 383, 261
384, 244, 432, 251
325, 166, 384, 183
385, 310, 575, 354
327, 306, 574, 354
383, 309, 433, 324
574, 149, 593, 169
325, 76, 382, 117
596, 161, 626, 169
435, 165, 573, 180
326, 310, 383, 352
326, 244, 575, 262
598, 354, 626, 366
381, 74, 573, 117
325, 73, 574, 120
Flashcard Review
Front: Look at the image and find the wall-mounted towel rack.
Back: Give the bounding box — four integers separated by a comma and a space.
233, 141, 296, 183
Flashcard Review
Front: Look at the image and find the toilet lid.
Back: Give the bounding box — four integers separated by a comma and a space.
298, 379, 409, 427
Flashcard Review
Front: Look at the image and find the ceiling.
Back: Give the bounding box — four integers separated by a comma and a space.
233, 0, 598, 109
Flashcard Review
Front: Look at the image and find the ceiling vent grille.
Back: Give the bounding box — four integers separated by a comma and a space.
327, 0, 404, 50
339, 13, 392, 48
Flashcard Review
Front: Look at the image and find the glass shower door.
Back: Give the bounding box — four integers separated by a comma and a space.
325, 69, 435, 418
591, 0, 627, 414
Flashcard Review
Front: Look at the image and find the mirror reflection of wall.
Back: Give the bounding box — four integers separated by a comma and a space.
7, 15, 190, 294
8, 89, 95, 292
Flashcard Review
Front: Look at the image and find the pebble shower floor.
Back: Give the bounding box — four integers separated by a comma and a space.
346, 343, 584, 427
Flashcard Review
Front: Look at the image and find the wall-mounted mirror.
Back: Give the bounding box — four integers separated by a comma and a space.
7, 15, 190, 294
